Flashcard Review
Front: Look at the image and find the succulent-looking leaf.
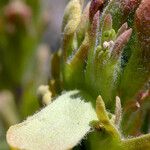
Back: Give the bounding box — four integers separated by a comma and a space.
135, 0, 150, 47
85, 11, 100, 91
122, 134, 150, 150
114, 96, 122, 127
89, 0, 104, 22
7, 91, 97, 150
116, 22, 128, 37
63, 33, 89, 89
121, 0, 141, 15
96, 96, 120, 139
111, 28, 132, 58
103, 14, 113, 31
76, 2, 90, 46
120, 0, 150, 103
62, 0, 83, 60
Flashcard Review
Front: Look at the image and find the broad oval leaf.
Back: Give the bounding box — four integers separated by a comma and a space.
7, 90, 97, 150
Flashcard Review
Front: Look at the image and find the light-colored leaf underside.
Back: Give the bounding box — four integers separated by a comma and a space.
7, 90, 97, 150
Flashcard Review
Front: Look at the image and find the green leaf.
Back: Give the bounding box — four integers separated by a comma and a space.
120, 0, 150, 103
7, 90, 97, 150
62, 0, 84, 60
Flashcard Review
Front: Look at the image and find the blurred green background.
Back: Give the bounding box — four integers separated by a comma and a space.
0, 0, 68, 149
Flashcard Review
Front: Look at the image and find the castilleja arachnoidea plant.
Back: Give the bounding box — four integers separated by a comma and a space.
7, 0, 150, 149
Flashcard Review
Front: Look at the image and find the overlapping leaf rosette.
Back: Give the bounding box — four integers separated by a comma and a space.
6, 0, 150, 149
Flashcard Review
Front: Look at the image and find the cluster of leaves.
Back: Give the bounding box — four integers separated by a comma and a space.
6, 0, 150, 150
